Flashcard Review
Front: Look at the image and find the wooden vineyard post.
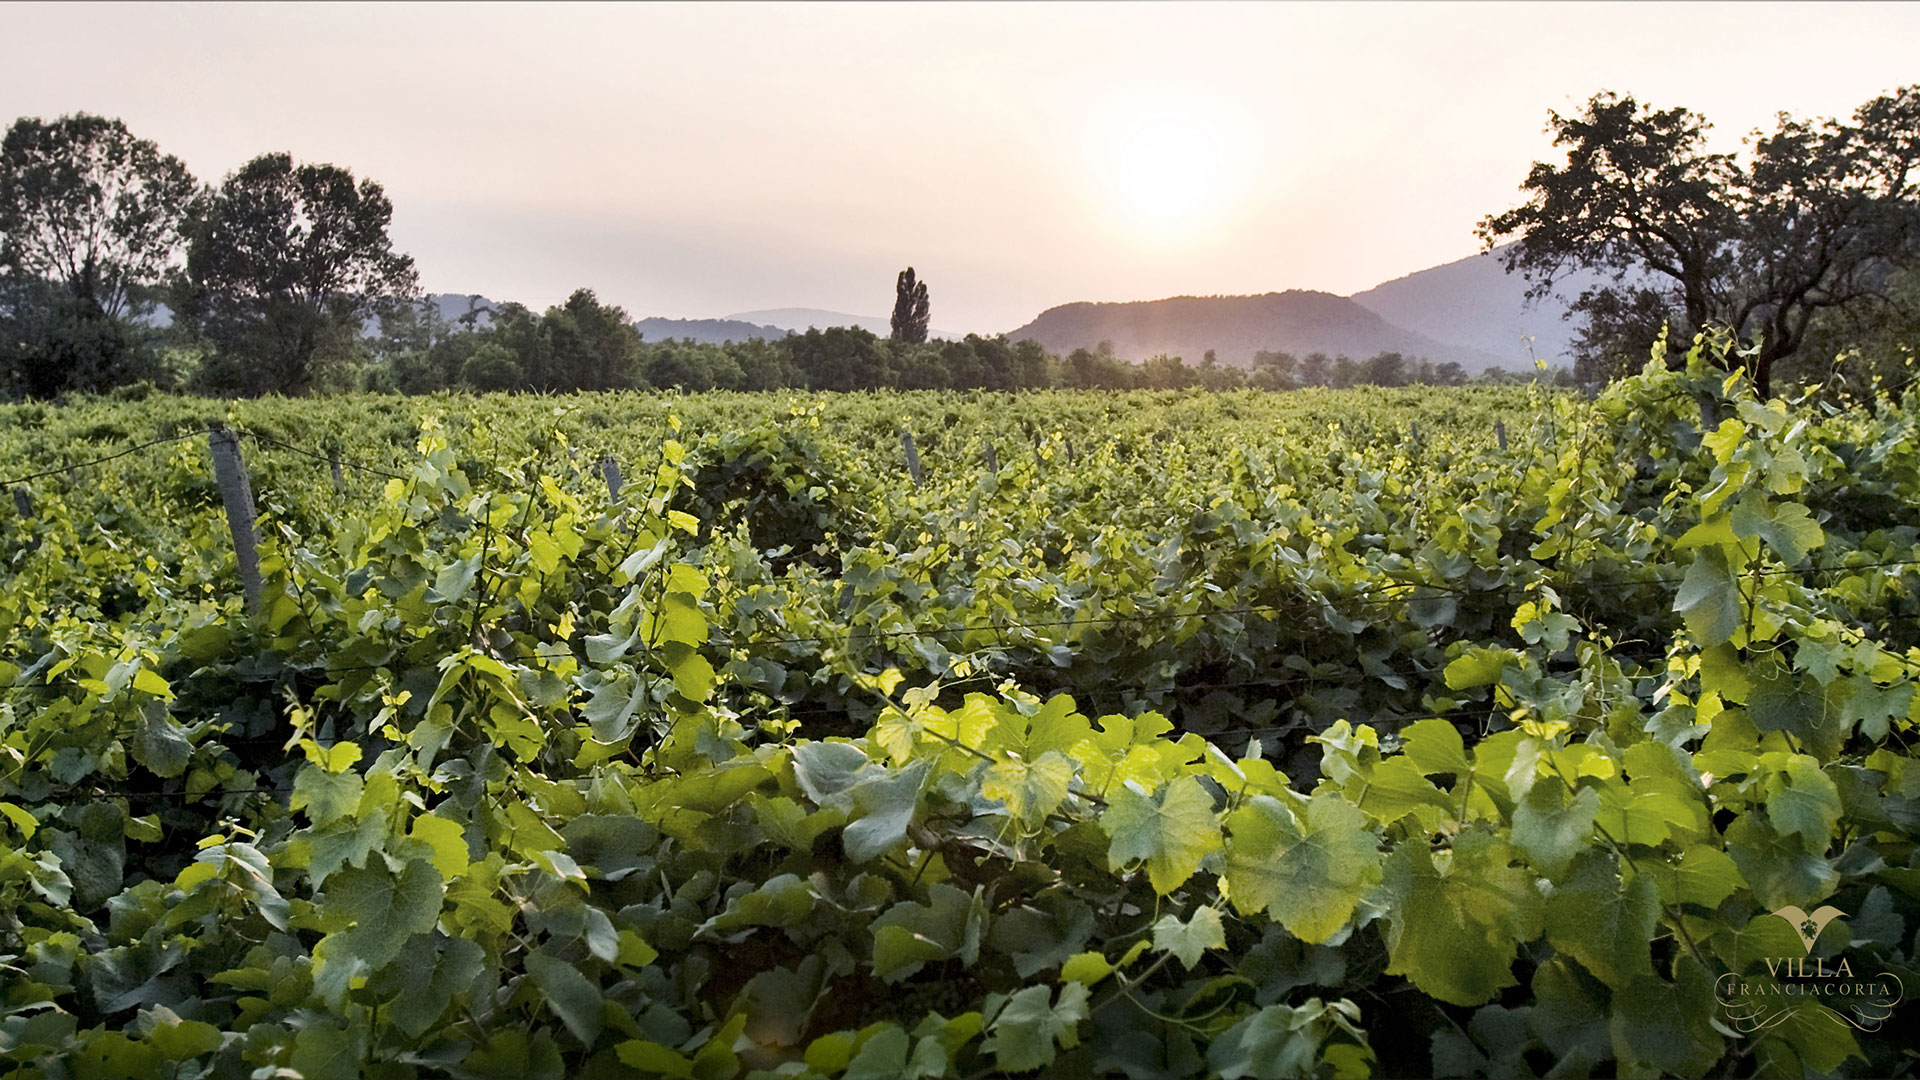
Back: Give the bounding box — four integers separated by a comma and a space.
11, 486, 30, 519
901, 431, 924, 489
1494, 420, 1508, 450
328, 453, 345, 492
208, 425, 262, 613
983, 441, 998, 473
600, 455, 623, 502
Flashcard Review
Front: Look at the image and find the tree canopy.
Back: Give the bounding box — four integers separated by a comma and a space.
0, 114, 197, 397
179, 152, 418, 395
0, 113, 197, 320
890, 267, 930, 343
1480, 86, 1920, 396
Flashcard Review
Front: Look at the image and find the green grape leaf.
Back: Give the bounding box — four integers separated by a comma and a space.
300, 808, 389, 888
289, 1019, 367, 1080
616, 1040, 694, 1078
1649, 847, 1743, 909
581, 675, 646, 744
791, 741, 871, 804
132, 705, 194, 778
1765, 756, 1841, 848
982, 750, 1074, 825
871, 883, 985, 982
322, 858, 445, 972
1061, 951, 1115, 986
1353, 756, 1454, 828
1399, 718, 1469, 777
377, 934, 486, 1039
982, 982, 1089, 1073
1527, 958, 1611, 1068
1381, 831, 1541, 1006
1748, 665, 1825, 745
1510, 777, 1598, 877
405, 815, 471, 880
1225, 793, 1382, 944
1607, 961, 1723, 1079
1444, 647, 1511, 690
1726, 812, 1837, 911
843, 759, 931, 863
1673, 547, 1742, 647
1729, 496, 1823, 564
292, 765, 363, 828
526, 949, 604, 1046
666, 646, 716, 704
1102, 774, 1221, 895
1544, 850, 1656, 987
1153, 906, 1226, 969
144, 1010, 223, 1060
844, 1026, 912, 1080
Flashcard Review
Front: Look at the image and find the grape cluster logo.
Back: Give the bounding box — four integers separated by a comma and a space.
1714, 902, 1904, 1032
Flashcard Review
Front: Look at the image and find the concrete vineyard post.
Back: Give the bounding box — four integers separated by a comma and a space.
901, 431, 924, 489
208, 425, 262, 613
600, 455, 623, 502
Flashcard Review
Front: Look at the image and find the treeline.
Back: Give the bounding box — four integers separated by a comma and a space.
0, 111, 1558, 401
366, 290, 1554, 395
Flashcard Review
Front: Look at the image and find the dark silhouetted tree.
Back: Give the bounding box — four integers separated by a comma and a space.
180, 153, 417, 395
1480, 86, 1920, 397
890, 266, 930, 343
0, 113, 196, 396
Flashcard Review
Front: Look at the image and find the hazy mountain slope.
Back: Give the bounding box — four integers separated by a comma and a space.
1006, 290, 1506, 370
423, 293, 500, 328
634, 316, 791, 344
1347, 247, 1630, 369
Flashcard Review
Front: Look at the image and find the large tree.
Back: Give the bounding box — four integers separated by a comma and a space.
180, 153, 417, 395
1479, 87, 1920, 396
0, 114, 197, 396
890, 266, 930, 343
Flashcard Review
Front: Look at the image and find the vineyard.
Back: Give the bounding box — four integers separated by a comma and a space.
1, 336, 1917, 1078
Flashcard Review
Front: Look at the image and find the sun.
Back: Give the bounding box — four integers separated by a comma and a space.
1106, 110, 1226, 230
1081, 89, 1245, 243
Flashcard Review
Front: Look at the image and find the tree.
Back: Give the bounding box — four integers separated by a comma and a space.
0, 114, 196, 397
180, 153, 417, 395
0, 114, 197, 321
1361, 351, 1409, 387
538, 289, 643, 391
787, 325, 887, 390
890, 266, 930, 343
1480, 87, 1920, 397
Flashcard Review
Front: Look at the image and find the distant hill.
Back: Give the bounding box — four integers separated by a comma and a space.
726, 308, 962, 341
1007, 290, 1507, 371
1347, 246, 1635, 369
422, 293, 500, 329
634, 316, 790, 345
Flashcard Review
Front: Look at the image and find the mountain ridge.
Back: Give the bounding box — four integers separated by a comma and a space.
1007, 289, 1512, 372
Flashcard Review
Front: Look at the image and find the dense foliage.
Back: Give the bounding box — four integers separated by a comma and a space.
1, 339, 1918, 1077
1479, 86, 1920, 394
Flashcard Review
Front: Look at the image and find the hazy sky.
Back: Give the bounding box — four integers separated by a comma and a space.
6, 2, 1918, 332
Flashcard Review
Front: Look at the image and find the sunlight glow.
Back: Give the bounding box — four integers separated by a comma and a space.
1080, 86, 1254, 244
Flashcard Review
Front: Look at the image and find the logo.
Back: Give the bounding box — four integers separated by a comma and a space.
1714, 903, 1904, 1033
1772, 905, 1844, 953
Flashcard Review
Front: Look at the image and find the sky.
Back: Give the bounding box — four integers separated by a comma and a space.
5, 2, 1919, 333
